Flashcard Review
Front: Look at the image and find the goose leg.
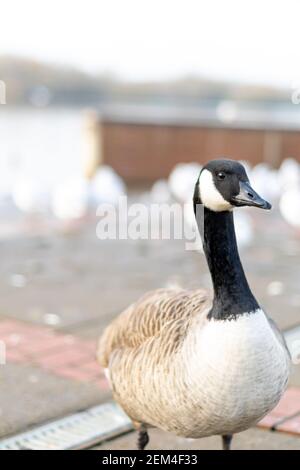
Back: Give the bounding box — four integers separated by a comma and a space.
222, 434, 233, 450
137, 424, 149, 450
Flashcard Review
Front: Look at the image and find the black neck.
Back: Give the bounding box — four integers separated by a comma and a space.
195, 206, 259, 320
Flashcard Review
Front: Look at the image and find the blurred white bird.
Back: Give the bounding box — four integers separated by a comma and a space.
0, 172, 14, 203
91, 165, 126, 206
234, 211, 254, 249
12, 176, 50, 214
150, 180, 171, 204
168, 163, 202, 203
279, 186, 300, 229
249, 163, 280, 201
51, 176, 91, 220
278, 158, 300, 191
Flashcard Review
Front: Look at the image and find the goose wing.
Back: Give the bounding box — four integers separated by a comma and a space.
97, 287, 210, 369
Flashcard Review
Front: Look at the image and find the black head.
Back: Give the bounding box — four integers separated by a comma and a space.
194, 159, 271, 212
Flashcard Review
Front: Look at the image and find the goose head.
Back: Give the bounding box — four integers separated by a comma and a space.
194, 159, 272, 212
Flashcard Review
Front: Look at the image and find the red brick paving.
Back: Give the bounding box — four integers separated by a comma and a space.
53, 366, 97, 382
36, 347, 92, 370
5, 348, 26, 363
0, 319, 300, 435
276, 414, 300, 434
81, 360, 103, 374
0, 319, 108, 390
258, 387, 300, 433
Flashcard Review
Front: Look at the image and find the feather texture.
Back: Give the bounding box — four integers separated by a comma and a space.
97, 290, 290, 437
98, 288, 209, 369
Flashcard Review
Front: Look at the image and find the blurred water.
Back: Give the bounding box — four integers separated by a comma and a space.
0, 108, 84, 193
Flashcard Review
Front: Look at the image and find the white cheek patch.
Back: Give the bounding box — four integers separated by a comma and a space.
199, 169, 233, 212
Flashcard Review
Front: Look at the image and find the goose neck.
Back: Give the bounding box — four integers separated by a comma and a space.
196, 207, 259, 320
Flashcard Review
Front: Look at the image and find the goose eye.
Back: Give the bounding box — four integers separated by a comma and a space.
217, 172, 226, 180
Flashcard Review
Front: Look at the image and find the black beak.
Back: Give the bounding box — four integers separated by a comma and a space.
231, 181, 272, 210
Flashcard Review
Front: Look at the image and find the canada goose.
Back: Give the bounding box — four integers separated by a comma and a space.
97, 159, 290, 450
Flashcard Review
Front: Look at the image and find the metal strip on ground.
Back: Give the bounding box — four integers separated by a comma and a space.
0, 402, 133, 450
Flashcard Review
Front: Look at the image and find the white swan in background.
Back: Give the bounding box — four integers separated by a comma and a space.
279, 186, 300, 229
12, 176, 50, 214
278, 158, 300, 229
150, 180, 171, 204
168, 163, 202, 203
91, 165, 126, 206
0, 173, 15, 208
234, 210, 254, 249
278, 158, 300, 191
249, 163, 280, 201
51, 176, 91, 220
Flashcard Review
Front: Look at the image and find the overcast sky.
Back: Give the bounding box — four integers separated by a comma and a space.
0, 0, 299, 87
